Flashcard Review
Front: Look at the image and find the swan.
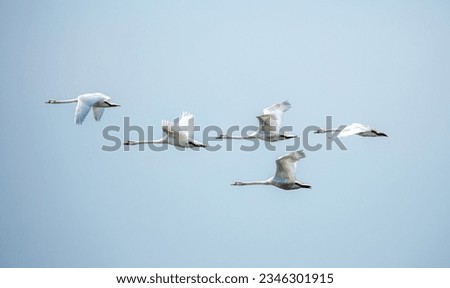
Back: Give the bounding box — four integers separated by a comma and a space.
46, 92, 120, 124
217, 101, 297, 141
124, 112, 207, 148
315, 123, 388, 137
232, 150, 311, 190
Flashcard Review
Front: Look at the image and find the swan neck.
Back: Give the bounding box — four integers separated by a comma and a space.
323, 128, 339, 133
49, 98, 78, 104
242, 135, 257, 140
226, 135, 244, 139
135, 139, 164, 144
240, 180, 271, 185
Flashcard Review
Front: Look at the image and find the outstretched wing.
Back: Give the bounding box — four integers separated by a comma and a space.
175, 111, 194, 139
274, 150, 305, 181
75, 100, 92, 124
161, 119, 175, 135
74, 93, 107, 124
263, 100, 291, 115
256, 114, 277, 134
162, 118, 190, 145
259, 101, 291, 131
92, 107, 105, 121
338, 123, 370, 137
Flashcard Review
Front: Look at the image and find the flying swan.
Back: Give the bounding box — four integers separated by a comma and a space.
46, 92, 120, 124
232, 150, 311, 190
315, 123, 388, 138
217, 101, 297, 142
124, 112, 206, 148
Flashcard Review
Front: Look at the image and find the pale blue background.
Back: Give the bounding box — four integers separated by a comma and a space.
1, 0, 449, 267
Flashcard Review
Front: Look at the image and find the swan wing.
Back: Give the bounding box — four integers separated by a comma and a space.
338, 123, 370, 137
175, 111, 194, 138
274, 150, 305, 181
256, 114, 277, 134
163, 122, 190, 146
263, 100, 291, 115
162, 119, 175, 135
74, 100, 92, 124
261, 101, 291, 131
74, 93, 109, 124
92, 107, 105, 121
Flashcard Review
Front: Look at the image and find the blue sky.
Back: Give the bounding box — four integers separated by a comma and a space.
0, 0, 449, 267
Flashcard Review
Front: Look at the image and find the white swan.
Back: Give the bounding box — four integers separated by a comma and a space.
232, 150, 311, 190
46, 92, 120, 124
124, 112, 206, 148
315, 123, 388, 137
217, 101, 297, 141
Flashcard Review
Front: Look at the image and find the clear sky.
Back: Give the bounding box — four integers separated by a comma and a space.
0, 0, 449, 267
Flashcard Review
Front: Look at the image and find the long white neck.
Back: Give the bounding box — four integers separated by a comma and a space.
46, 98, 78, 104
217, 134, 241, 139
232, 179, 271, 186
218, 134, 257, 140
316, 128, 340, 134
324, 128, 339, 133
126, 138, 165, 145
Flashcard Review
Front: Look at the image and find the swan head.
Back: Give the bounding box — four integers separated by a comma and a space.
105, 101, 120, 107
280, 133, 297, 139
231, 182, 244, 186
123, 140, 136, 146
294, 182, 312, 189
46, 99, 56, 104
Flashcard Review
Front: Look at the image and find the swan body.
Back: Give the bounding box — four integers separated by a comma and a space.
217, 101, 297, 142
46, 92, 120, 124
124, 112, 206, 149
315, 123, 387, 138
232, 150, 311, 190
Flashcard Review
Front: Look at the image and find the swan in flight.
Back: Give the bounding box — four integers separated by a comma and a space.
124, 112, 207, 149
232, 150, 311, 190
217, 101, 297, 142
315, 123, 388, 138
46, 92, 120, 124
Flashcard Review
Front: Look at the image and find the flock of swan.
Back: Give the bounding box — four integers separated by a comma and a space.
46, 92, 388, 191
